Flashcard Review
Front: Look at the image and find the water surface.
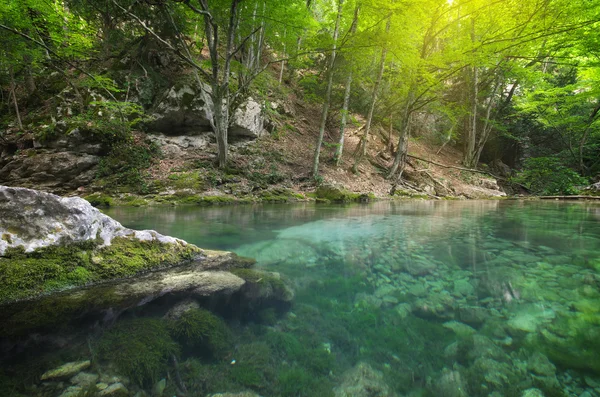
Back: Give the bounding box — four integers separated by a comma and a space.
3, 200, 600, 397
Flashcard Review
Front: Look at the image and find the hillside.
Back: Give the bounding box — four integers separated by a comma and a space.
0, 67, 506, 205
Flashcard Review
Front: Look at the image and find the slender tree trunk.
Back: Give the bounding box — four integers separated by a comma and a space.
388, 94, 413, 178
465, 20, 478, 168
334, 72, 353, 166
279, 28, 286, 84
22, 54, 36, 95
254, 1, 266, 70
312, 0, 343, 178
353, 17, 390, 172
334, 5, 360, 167
9, 66, 23, 130
472, 79, 500, 167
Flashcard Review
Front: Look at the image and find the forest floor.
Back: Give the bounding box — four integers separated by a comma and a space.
137, 89, 507, 205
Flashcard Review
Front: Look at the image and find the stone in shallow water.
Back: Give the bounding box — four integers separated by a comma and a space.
58, 386, 83, 397
98, 382, 128, 396
528, 352, 556, 377
70, 372, 99, 387
443, 321, 476, 338
41, 360, 91, 381
453, 279, 474, 297
521, 388, 545, 397
334, 362, 392, 397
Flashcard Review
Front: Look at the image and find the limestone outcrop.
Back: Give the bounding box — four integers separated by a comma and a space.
0, 186, 181, 255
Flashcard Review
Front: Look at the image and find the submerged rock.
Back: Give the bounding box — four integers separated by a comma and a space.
432, 368, 468, 397
70, 372, 99, 387
334, 362, 394, 397
40, 360, 91, 380
98, 382, 128, 396
0, 186, 275, 338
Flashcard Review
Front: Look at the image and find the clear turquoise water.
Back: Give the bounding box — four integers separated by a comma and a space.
102, 201, 600, 396
2, 200, 600, 397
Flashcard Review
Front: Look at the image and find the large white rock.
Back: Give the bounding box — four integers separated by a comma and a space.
149, 83, 214, 134
0, 186, 183, 255
230, 98, 265, 138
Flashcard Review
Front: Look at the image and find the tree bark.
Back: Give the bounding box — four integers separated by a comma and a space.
312, 0, 343, 178
353, 16, 390, 172
9, 66, 23, 130
334, 5, 360, 167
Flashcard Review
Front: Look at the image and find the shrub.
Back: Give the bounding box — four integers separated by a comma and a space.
512, 157, 588, 195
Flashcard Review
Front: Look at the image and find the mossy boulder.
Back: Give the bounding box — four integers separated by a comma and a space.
168, 308, 230, 355
315, 184, 361, 203
0, 186, 257, 337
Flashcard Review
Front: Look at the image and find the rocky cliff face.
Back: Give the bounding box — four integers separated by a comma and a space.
0, 81, 267, 194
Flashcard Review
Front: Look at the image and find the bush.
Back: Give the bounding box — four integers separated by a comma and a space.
512, 157, 588, 195
96, 138, 160, 193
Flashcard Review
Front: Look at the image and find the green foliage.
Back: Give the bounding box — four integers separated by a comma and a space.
83, 193, 113, 207
96, 138, 161, 194
512, 157, 588, 195
168, 308, 230, 356
97, 318, 180, 387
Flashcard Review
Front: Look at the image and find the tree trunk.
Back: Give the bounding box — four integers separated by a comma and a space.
352, 17, 390, 173
388, 95, 413, 178
334, 71, 353, 166
22, 53, 36, 95
464, 20, 478, 168
334, 5, 360, 167
9, 66, 23, 130
312, 0, 343, 178
279, 28, 286, 84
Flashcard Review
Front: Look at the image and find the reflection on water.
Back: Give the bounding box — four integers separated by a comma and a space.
2, 201, 600, 397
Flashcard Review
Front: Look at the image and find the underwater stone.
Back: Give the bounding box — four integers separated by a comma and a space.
209, 393, 262, 397
527, 352, 556, 377
443, 321, 476, 338
453, 279, 474, 297
58, 386, 83, 397
163, 299, 200, 320
98, 382, 128, 396
70, 372, 99, 387
334, 362, 393, 397
432, 368, 468, 397
521, 388, 545, 397
41, 360, 91, 381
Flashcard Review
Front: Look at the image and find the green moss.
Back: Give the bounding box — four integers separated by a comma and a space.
0, 237, 200, 304
230, 268, 286, 290
315, 185, 361, 203
97, 318, 180, 387
168, 308, 230, 355
83, 193, 114, 207
167, 171, 204, 191
278, 367, 334, 397
259, 188, 305, 203
229, 342, 274, 389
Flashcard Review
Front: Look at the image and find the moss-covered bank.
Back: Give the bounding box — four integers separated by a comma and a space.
0, 237, 200, 305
